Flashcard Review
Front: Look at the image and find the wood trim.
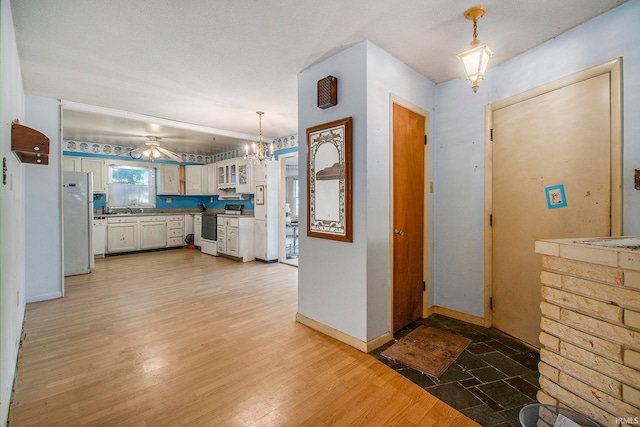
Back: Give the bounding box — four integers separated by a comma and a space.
430, 306, 488, 327
609, 58, 623, 236
295, 312, 367, 352
388, 94, 431, 333
483, 105, 493, 328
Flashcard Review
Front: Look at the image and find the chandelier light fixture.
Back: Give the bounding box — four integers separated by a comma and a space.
244, 111, 274, 163
456, 6, 493, 93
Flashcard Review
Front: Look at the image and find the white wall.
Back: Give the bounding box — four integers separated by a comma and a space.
0, 0, 26, 424
298, 41, 434, 345
433, 0, 640, 317
298, 42, 369, 341
24, 96, 63, 302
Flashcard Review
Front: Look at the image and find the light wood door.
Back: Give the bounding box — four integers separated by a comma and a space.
393, 103, 426, 332
492, 73, 612, 347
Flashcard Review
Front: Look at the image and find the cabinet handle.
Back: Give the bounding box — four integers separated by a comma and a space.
394, 229, 404, 236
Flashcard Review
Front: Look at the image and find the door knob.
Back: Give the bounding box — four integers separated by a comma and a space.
394, 229, 404, 236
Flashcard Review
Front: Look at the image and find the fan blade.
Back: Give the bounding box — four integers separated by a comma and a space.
115, 147, 137, 156
157, 147, 183, 162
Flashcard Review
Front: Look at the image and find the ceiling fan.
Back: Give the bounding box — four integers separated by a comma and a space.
122, 136, 183, 162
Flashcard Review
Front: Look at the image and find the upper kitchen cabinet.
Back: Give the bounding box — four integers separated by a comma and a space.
81, 158, 107, 193
206, 163, 218, 196
63, 156, 81, 172
185, 165, 209, 195
157, 164, 180, 195
216, 158, 253, 195
217, 159, 236, 189
236, 159, 252, 194
11, 123, 50, 165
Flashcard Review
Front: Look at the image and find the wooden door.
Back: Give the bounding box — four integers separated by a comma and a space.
492, 73, 612, 347
393, 103, 426, 332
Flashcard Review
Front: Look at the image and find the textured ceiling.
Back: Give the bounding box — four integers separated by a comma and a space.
11, 0, 628, 155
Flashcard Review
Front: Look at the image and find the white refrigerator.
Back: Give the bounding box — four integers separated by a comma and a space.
63, 171, 94, 276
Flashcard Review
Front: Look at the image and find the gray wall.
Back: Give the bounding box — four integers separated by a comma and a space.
433, 0, 640, 317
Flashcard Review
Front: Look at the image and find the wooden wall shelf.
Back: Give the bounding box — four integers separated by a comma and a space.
12, 123, 50, 165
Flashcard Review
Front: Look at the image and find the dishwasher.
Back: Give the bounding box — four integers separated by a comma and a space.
93, 217, 107, 258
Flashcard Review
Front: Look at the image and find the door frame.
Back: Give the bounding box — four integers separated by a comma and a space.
389, 94, 430, 333
278, 151, 298, 263
483, 58, 623, 327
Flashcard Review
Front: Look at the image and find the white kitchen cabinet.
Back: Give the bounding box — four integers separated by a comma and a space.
63, 156, 81, 172
206, 163, 218, 195
81, 158, 107, 193
235, 159, 252, 193
139, 216, 167, 250
217, 215, 254, 262
107, 217, 138, 253
253, 160, 280, 262
194, 214, 202, 247
185, 165, 208, 194
216, 160, 236, 189
166, 215, 184, 247
157, 164, 180, 194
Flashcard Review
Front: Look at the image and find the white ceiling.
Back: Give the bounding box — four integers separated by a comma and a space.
11, 0, 628, 156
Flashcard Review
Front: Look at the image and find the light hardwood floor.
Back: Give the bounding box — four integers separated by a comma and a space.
10, 249, 478, 426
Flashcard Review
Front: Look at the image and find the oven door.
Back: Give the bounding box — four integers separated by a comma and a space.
201, 214, 217, 241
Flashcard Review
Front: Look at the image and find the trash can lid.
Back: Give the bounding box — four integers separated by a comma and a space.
519, 404, 601, 427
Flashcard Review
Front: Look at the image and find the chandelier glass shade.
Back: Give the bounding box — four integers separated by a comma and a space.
244, 111, 274, 164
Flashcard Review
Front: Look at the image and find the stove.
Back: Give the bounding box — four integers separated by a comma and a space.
224, 203, 244, 215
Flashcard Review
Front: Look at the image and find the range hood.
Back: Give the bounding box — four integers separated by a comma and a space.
218, 188, 250, 200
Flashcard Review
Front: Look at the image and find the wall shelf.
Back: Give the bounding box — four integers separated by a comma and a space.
11, 123, 50, 165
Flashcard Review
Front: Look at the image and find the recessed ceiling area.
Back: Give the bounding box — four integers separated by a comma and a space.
11, 0, 629, 154
62, 109, 253, 156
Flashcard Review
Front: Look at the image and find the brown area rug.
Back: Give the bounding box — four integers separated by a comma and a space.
381, 326, 471, 378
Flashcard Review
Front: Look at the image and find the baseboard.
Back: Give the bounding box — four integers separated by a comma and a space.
26, 292, 62, 303
366, 332, 393, 352
430, 305, 490, 327
295, 313, 368, 352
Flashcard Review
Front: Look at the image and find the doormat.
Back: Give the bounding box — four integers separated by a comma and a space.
381, 326, 471, 379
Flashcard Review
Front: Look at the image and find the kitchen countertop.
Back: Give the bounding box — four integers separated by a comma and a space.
95, 210, 254, 218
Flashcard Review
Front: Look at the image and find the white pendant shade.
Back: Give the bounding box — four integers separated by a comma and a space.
457, 44, 493, 93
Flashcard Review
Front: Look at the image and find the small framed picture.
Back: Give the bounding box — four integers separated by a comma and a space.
545, 184, 567, 209
255, 184, 265, 205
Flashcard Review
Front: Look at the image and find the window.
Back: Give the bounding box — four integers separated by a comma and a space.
107, 165, 156, 208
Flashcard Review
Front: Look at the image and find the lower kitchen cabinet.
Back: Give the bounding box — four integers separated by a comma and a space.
166, 215, 184, 247
194, 214, 202, 246
139, 217, 167, 250
106, 217, 138, 253
217, 215, 254, 262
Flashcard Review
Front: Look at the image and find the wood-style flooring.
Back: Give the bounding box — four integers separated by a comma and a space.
9, 249, 479, 426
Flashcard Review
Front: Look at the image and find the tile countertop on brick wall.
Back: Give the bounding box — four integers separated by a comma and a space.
534, 236, 640, 426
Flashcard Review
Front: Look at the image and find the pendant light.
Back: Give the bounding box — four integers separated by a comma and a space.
456, 6, 493, 93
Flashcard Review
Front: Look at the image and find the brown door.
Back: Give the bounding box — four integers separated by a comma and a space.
492, 73, 612, 346
393, 102, 426, 332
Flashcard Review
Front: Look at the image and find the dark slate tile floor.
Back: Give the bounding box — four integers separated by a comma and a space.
371, 314, 540, 427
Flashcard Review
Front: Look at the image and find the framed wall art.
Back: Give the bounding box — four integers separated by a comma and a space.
255, 184, 265, 205
306, 117, 352, 242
